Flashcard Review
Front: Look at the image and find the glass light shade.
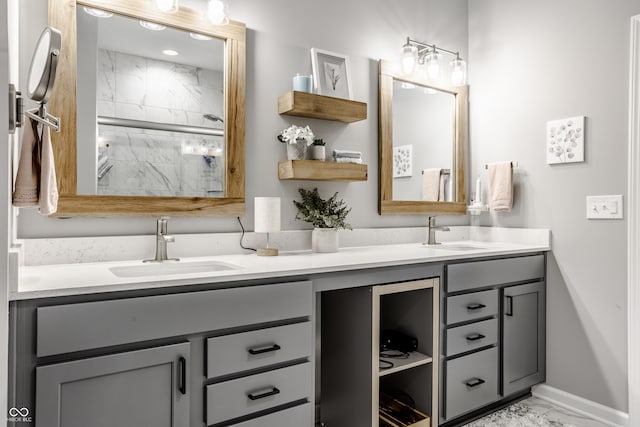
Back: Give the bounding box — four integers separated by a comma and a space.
155, 0, 179, 13
450, 57, 467, 86
83, 7, 113, 18
425, 50, 440, 80
401, 43, 418, 75
139, 21, 166, 31
207, 0, 229, 25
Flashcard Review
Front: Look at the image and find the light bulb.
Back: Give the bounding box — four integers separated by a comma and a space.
190, 33, 213, 41
83, 7, 113, 18
207, 0, 229, 25
154, 0, 179, 13
425, 50, 440, 80
139, 21, 166, 31
450, 57, 467, 86
401, 42, 418, 75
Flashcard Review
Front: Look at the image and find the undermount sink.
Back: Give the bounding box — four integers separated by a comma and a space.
109, 260, 240, 278
423, 242, 487, 251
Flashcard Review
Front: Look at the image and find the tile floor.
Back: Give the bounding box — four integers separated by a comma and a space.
463, 397, 611, 427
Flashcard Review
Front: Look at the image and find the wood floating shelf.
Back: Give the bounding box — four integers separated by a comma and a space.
278, 160, 368, 181
278, 91, 367, 123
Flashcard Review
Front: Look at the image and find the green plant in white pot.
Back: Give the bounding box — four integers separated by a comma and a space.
293, 188, 352, 253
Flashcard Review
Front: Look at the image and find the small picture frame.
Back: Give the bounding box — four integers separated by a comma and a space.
310, 48, 353, 100
393, 145, 413, 178
546, 116, 585, 164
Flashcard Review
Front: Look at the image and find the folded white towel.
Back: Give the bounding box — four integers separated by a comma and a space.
422, 168, 442, 201
334, 157, 362, 164
333, 149, 362, 159
12, 112, 58, 215
488, 161, 513, 212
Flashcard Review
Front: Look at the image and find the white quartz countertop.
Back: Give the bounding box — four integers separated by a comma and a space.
13, 230, 550, 300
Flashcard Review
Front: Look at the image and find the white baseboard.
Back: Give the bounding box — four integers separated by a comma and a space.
532, 384, 629, 427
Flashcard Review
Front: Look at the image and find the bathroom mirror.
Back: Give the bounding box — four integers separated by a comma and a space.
48, 0, 246, 216
378, 60, 467, 215
27, 26, 61, 104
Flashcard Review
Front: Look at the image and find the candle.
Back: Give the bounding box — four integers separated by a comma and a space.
293, 74, 312, 93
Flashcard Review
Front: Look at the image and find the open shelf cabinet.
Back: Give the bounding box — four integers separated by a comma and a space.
278, 91, 367, 123
278, 160, 368, 181
320, 278, 439, 426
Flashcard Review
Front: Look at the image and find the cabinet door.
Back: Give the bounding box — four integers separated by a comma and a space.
36, 342, 190, 427
503, 281, 546, 396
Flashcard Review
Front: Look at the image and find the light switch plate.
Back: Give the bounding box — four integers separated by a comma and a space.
586, 195, 623, 219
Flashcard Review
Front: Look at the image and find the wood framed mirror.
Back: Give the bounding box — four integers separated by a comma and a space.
48, 0, 245, 216
378, 60, 467, 215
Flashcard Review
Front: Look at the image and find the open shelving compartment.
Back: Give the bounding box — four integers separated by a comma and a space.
320, 279, 439, 427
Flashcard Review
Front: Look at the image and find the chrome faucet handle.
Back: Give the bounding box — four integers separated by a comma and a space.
424, 216, 450, 245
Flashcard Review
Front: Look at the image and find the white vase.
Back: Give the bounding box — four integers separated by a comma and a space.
310, 145, 326, 161
286, 139, 308, 160
312, 228, 339, 253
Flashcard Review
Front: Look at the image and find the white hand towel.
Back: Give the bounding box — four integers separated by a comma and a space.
12, 113, 58, 215
332, 149, 362, 159
488, 161, 513, 212
334, 157, 362, 164
438, 173, 446, 202
422, 168, 442, 201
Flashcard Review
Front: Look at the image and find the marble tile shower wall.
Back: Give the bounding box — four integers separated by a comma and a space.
96, 49, 224, 197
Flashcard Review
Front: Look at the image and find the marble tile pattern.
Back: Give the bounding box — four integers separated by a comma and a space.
96, 49, 224, 197
464, 398, 611, 427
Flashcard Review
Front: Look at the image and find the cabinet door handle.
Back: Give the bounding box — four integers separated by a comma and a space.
464, 378, 485, 388
178, 356, 187, 395
248, 344, 281, 355
466, 303, 486, 310
505, 295, 514, 316
247, 386, 280, 401
465, 333, 486, 342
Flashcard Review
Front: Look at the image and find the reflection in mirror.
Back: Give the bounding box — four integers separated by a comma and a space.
378, 60, 467, 216
76, 8, 226, 197
392, 79, 454, 202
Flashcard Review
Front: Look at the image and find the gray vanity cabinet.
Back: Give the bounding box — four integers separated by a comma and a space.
36, 342, 190, 427
503, 281, 546, 396
441, 254, 546, 425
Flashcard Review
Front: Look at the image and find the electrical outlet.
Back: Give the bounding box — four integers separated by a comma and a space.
586, 195, 623, 219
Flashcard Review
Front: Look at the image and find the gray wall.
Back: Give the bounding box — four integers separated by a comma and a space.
468, 0, 639, 412
16, 0, 469, 237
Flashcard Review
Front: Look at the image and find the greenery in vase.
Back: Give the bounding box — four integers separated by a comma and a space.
293, 188, 352, 230
312, 138, 325, 146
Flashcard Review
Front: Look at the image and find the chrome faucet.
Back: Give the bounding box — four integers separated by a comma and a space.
143, 217, 179, 263
424, 216, 450, 245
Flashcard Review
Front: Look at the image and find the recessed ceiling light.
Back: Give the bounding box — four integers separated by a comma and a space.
83, 7, 113, 18
139, 21, 166, 31
189, 33, 213, 41
163, 49, 179, 56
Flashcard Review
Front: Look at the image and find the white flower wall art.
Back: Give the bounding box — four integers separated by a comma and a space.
393, 145, 413, 178
546, 116, 585, 164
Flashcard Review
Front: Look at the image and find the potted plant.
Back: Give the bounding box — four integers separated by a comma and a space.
293, 188, 352, 253
277, 124, 314, 160
310, 138, 326, 161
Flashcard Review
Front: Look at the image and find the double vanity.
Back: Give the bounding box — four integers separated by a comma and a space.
9, 227, 549, 427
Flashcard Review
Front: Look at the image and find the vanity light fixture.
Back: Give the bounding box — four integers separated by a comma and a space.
139, 20, 166, 31
83, 7, 113, 18
207, 0, 229, 25
400, 36, 467, 86
154, 0, 179, 13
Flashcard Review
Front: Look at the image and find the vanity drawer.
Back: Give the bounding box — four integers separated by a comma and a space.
447, 255, 544, 293
446, 289, 498, 325
230, 402, 312, 426
205, 362, 311, 425
206, 322, 312, 379
37, 281, 312, 357
446, 318, 498, 357
445, 347, 499, 420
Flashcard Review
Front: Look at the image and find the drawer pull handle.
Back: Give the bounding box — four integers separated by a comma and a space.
466, 303, 487, 310
247, 387, 280, 401
178, 356, 187, 395
248, 344, 281, 355
464, 378, 485, 388
505, 295, 514, 316
465, 333, 486, 342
